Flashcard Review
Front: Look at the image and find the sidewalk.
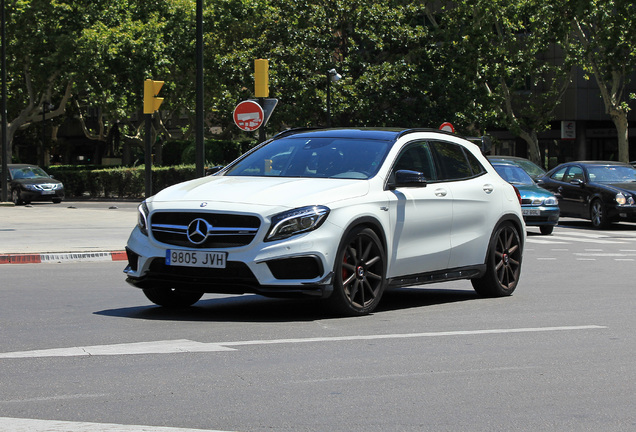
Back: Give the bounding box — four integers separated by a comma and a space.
0, 200, 139, 264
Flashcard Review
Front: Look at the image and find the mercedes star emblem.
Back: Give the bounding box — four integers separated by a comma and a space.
187, 218, 212, 245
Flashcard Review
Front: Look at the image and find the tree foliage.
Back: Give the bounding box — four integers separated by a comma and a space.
2, 0, 636, 166
569, 0, 636, 162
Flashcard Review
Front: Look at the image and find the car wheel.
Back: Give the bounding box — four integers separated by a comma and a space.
539, 225, 554, 235
590, 199, 610, 229
472, 222, 522, 297
11, 189, 22, 205
329, 227, 386, 316
142, 287, 203, 308
52, 198, 62, 204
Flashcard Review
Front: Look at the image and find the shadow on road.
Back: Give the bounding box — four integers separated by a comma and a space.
94, 287, 479, 323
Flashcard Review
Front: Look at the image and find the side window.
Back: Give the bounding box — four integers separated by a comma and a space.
465, 149, 486, 176
392, 142, 437, 180
550, 166, 568, 182
431, 141, 473, 180
564, 166, 584, 182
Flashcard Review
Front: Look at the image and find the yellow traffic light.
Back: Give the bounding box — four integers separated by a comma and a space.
254, 59, 269, 98
144, 79, 164, 114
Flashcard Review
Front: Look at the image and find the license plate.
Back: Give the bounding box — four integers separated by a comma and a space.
522, 209, 541, 216
41, 190, 54, 195
166, 250, 227, 268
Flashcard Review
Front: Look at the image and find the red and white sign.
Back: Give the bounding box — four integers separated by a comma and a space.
233, 100, 264, 131
439, 122, 455, 133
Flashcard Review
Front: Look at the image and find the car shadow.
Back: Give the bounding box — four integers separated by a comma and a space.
94, 287, 479, 323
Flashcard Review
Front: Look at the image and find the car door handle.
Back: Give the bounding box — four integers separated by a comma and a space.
483, 184, 494, 194
434, 188, 447, 197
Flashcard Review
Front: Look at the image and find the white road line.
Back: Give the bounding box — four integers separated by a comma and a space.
550, 236, 626, 244
0, 326, 606, 359
574, 252, 636, 257
526, 238, 569, 244
0, 417, 231, 432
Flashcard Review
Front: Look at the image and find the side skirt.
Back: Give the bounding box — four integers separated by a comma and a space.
387, 265, 486, 289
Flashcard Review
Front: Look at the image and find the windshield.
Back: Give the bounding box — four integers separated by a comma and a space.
9, 166, 50, 180
493, 164, 535, 186
224, 137, 392, 179
587, 165, 636, 183
514, 159, 545, 177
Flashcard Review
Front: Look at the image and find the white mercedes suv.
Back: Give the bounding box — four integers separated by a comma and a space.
124, 128, 525, 315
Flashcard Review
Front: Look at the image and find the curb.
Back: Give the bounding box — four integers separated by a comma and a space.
0, 250, 127, 264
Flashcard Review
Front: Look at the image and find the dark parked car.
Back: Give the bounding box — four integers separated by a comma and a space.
492, 162, 559, 235
538, 161, 636, 228
488, 155, 546, 180
2, 164, 65, 205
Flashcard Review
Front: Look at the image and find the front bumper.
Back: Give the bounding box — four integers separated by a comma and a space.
124, 221, 342, 299
522, 205, 560, 227
613, 205, 636, 222
19, 189, 65, 202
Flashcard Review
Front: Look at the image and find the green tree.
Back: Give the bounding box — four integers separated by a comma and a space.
437, 0, 574, 163
2, 0, 76, 163
570, 0, 636, 162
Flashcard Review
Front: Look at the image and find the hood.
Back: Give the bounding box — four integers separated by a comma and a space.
151, 175, 370, 209
597, 182, 636, 194
515, 184, 554, 198
13, 177, 62, 186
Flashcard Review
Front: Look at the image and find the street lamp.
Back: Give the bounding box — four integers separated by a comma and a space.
326, 68, 342, 127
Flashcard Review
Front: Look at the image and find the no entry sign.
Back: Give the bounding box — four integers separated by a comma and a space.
233, 100, 264, 131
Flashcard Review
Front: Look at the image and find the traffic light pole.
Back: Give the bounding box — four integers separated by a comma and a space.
144, 114, 152, 198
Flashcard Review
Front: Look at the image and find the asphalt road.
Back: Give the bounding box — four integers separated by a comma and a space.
1, 221, 635, 431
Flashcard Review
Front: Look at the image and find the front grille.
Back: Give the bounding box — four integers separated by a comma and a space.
150, 211, 260, 248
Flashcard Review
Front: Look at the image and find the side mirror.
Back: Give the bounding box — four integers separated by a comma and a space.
205, 165, 224, 176
389, 170, 428, 189
570, 178, 584, 186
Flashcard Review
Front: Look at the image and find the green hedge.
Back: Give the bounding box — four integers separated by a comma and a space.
48, 164, 199, 199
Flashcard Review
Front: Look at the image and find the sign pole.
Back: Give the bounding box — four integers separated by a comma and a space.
144, 114, 152, 198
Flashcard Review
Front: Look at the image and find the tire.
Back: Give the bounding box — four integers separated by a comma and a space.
472, 222, 522, 297
52, 198, 62, 204
539, 225, 554, 235
328, 227, 386, 316
590, 199, 610, 229
142, 287, 203, 308
11, 189, 22, 205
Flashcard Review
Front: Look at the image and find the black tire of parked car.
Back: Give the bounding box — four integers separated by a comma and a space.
142, 287, 204, 308
328, 226, 387, 316
540, 225, 554, 235
590, 199, 610, 229
472, 222, 522, 297
11, 189, 22, 205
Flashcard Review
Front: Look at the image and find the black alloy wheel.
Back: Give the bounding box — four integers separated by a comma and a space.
329, 227, 386, 316
472, 222, 522, 297
590, 199, 610, 229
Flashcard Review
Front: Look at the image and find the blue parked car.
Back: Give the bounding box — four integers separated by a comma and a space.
492, 162, 559, 235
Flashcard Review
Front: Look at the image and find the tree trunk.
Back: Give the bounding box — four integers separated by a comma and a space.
519, 129, 541, 164
610, 110, 629, 162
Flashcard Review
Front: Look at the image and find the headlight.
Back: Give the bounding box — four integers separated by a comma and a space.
137, 201, 149, 236
543, 196, 558, 206
266, 205, 330, 241
616, 193, 629, 205
24, 184, 39, 191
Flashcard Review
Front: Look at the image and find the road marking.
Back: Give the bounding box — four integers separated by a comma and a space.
526, 238, 569, 244
0, 417, 230, 431
0, 326, 606, 359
